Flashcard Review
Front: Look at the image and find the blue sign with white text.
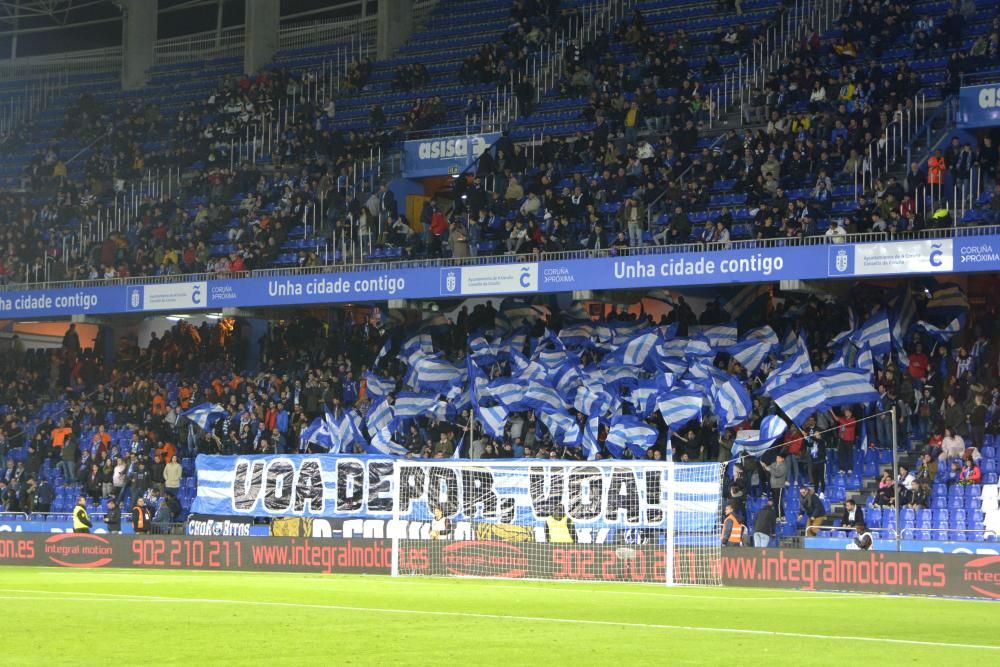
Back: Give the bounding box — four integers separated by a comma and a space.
402, 132, 501, 178
2, 235, 1000, 319
958, 83, 1000, 128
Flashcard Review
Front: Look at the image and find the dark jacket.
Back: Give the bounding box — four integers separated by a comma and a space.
753, 504, 777, 535
105, 506, 122, 531
839, 506, 865, 528
801, 492, 825, 519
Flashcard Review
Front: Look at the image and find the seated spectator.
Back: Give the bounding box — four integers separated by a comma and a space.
939, 427, 965, 462
959, 456, 982, 485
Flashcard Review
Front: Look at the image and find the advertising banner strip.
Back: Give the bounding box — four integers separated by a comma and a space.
3, 237, 1000, 319
0, 534, 997, 599
402, 132, 501, 178
805, 536, 1000, 554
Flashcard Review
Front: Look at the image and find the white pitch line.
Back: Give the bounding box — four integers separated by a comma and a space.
0, 588, 996, 651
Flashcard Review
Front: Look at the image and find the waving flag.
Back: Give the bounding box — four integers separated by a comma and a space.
925, 284, 969, 319
890, 286, 916, 365
468, 335, 499, 366
769, 373, 826, 426
367, 426, 409, 456
366, 397, 394, 433
713, 376, 752, 428
574, 385, 614, 417
726, 339, 774, 374
700, 323, 738, 348
363, 371, 395, 399
373, 338, 391, 367
405, 355, 466, 392
300, 416, 335, 451
816, 368, 879, 408
538, 410, 582, 446
850, 310, 891, 357
604, 331, 661, 368
392, 391, 440, 423
915, 315, 965, 342
581, 415, 601, 460
558, 321, 594, 347
486, 378, 529, 410
744, 325, 780, 348
180, 403, 228, 430
656, 390, 703, 429
733, 415, 789, 456
626, 383, 660, 419
401, 333, 434, 365
475, 403, 509, 438
523, 382, 567, 414
604, 416, 658, 458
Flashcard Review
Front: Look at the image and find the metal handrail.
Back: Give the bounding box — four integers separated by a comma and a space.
2, 224, 997, 295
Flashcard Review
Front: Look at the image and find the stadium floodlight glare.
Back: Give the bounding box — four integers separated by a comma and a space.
390, 460, 723, 585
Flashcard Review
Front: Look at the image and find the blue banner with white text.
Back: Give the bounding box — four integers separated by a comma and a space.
2, 236, 1000, 319
402, 132, 501, 177
958, 83, 1000, 128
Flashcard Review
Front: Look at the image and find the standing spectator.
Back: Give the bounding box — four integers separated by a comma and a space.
62, 324, 80, 354
153, 497, 174, 533
752, 498, 776, 548
150, 453, 166, 494
105, 498, 122, 534
164, 456, 183, 495
831, 408, 856, 473
450, 219, 470, 258
761, 454, 789, 518
35, 478, 53, 513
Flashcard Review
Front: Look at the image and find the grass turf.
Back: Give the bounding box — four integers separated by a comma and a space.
0, 567, 996, 665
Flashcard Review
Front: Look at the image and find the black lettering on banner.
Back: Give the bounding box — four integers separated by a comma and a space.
461, 468, 499, 519
263, 460, 294, 512
529, 466, 564, 518
232, 460, 265, 511
336, 460, 365, 512
645, 472, 663, 523
606, 468, 640, 523
293, 459, 324, 513
398, 466, 427, 514
428, 467, 460, 517
367, 461, 395, 513
567, 466, 604, 521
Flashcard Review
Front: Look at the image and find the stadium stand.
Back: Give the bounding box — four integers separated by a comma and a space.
1, 0, 1000, 547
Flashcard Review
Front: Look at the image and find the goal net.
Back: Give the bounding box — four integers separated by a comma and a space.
390, 460, 723, 585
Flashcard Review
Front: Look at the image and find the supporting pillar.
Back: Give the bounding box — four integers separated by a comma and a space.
121, 0, 157, 90
244, 0, 280, 75
377, 0, 413, 60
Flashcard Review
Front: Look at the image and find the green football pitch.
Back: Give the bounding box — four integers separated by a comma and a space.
0, 567, 996, 665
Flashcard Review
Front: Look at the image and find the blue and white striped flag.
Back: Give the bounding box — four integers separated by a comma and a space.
605, 331, 661, 367
300, 416, 334, 451
373, 338, 391, 367
581, 415, 601, 460
523, 382, 567, 414
816, 368, 880, 408
363, 371, 395, 399
180, 403, 228, 430
538, 410, 582, 446
405, 355, 466, 392
850, 310, 892, 357
733, 415, 789, 456
468, 335, 499, 366
726, 339, 774, 374
558, 321, 594, 347
366, 397, 394, 433
401, 333, 434, 365
367, 426, 409, 456
744, 325, 780, 348
712, 376, 752, 428
475, 403, 509, 438
890, 287, 916, 366
915, 316, 964, 342
656, 390, 704, 429
604, 416, 658, 458
769, 373, 827, 426
573, 385, 614, 417
486, 378, 529, 410
700, 323, 738, 348
627, 384, 660, 419
392, 391, 440, 422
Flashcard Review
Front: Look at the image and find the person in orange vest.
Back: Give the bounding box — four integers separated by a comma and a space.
721, 503, 745, 547
927, 149, 945, 189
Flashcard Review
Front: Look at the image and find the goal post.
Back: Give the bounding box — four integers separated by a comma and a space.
390, 459, 723, 585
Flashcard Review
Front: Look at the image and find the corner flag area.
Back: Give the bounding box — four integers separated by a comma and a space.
1, 567, 996, 664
